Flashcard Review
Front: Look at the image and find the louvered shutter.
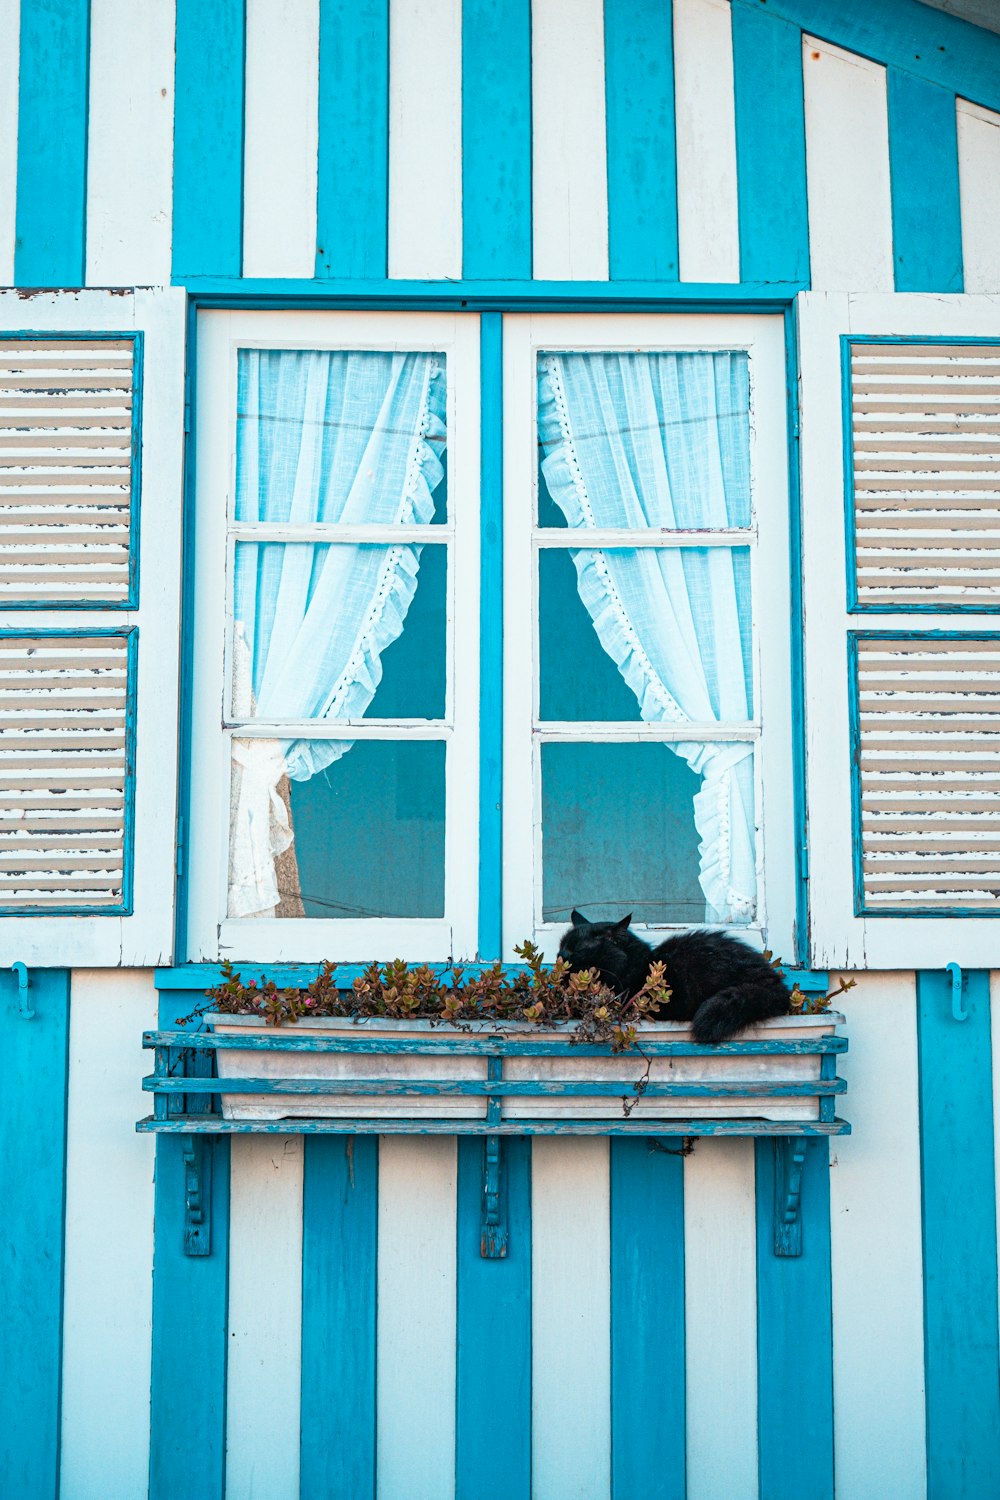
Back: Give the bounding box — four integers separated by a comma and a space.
0, 289, 185, 966
799, 292, 1000, 969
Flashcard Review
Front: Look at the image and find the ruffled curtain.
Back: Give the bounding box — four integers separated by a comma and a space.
229, 349, 446, 917
537, 351, 756, 924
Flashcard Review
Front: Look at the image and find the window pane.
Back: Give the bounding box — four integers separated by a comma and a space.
541, 740, 756, 927
229, 738, 446, 919
235, 348, 447, 524
539, 546, 754, 722
233, 542, 447, 720
537, 349, 750, 529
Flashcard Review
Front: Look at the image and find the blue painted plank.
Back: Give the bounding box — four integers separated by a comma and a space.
0, 970, 69, 1500
300, 1136, 378, 1499
315, 0, 389, 279
456, 1135, 532, 1498
604, 0, 678, 282
917, 970, 1000, 1498
149, 993, 230, 1500
176, 276, 809, 304
887, 71, 963, 292
172, 0, 245, 278
610, 1138, 685, 1499
731, 0, 1000, 113
479, 311, 503, 958
731, 3, 809, 286
15, 0, 90, 285
755, 1137, 834, 1500
462, 0, 532, 278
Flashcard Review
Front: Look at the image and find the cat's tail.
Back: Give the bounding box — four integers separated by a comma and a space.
690, 983, 790, 1045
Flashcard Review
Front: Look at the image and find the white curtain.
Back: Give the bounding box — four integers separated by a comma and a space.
229, 349, 446, 917
538, 351, 756, 923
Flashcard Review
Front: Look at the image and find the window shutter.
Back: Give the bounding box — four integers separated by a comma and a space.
799, 292, 1000, 969
0, 290, 186, 966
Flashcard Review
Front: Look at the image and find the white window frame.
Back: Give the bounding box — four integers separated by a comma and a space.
799, 291, 1000, 969
186, 311, 481, 962
501, 312, 797, 962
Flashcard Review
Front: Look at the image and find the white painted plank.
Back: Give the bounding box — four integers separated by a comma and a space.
0, 0, 18, 284
226, 1135, 304, 1500
803, 37, 894, 292
674, 0, 740, 283
59, 970, 157, 1500
377, 1137, 457, 1500
86, 0, 175, 286
683, 1139, 758, 1500
531, 0, 609, 280
388, 0, 462, 278
242, 0, 319, 279
532, 1137, 611, 1499
957, 99, 1000, 294
829, 972, 927, 1500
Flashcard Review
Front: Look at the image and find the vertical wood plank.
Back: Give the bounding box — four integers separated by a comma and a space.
172, 0, 245, 277
604, 0, 678, 282
315, 0, 389, 279
610, 1138, 685, 1500
829, 973, 927, 1500
803, 37, 893, 293
226, 1135, 304, 1500
683, 1139, 758, 1500
149, 993, 230, 1500
531, 0, 608, 280
918, 970, 1000, 1497
15, 0, 90, 286
377, 1137, 457, 1500
456, 1137, 532, 1500
388, 0, 462, 278
60, 970, 157, 1500
957, 99, 1000, 294
731, 2, 809, 286
532, 1137, 611, 1500
755, 1137, 834, 1500
462, 0, 531, 279
887, 70, 963, 292
300, 1136, 378, 1500
0, 0, 21, 284
479, 310, 503, 959
86, 0, 175, 285
993, 972, 1000, 1363
243, 0, 319, 279
0, 969, 69, 1500
673, 0, 739, 284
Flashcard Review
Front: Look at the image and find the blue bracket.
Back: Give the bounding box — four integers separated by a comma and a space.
182, 1137, 212, 1256
481, 1057, 507, 1257
773, 1136, 809, 1256
946, 962, 968, 1022
11, 962, 34, 1021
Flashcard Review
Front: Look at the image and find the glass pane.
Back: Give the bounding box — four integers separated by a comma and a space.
541, 740, 757, 927
229, 738, 446, 919
539, 546, 753, 721
232, 542, 446, 720
537, 349, 750, 529
235, 348, 447, 524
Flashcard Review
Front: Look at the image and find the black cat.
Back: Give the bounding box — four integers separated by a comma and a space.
558, 910, 790, 1043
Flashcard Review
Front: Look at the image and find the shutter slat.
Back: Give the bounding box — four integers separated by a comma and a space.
0, 634, 130, 910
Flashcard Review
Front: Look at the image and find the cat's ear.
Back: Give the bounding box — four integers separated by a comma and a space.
571, 909, 588, 927
614, 914, 633, 934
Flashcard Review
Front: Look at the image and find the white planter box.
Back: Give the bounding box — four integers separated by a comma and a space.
206, 1011, 845, 1124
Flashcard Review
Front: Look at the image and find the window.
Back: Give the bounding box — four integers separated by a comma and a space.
187, 311, 795, 962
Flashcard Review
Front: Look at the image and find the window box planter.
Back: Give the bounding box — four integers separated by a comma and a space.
204, 1010, 846, 1125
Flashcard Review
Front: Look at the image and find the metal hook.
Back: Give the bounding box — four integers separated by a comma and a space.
946, 962, 967, 1023
11, 961, 34, 1020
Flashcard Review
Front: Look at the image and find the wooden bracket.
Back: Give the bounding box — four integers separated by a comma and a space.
773, 1136, 809, 1257
11, 961, 34, 1021
480, 1057, 507, 1257
182, 1136, 212, 1257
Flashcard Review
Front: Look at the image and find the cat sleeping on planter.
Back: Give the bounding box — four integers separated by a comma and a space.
558, 911, 790, 1044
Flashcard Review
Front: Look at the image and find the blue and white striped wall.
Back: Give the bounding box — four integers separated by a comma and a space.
4, 965, 999, 1499
2, 0, 1000, 293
